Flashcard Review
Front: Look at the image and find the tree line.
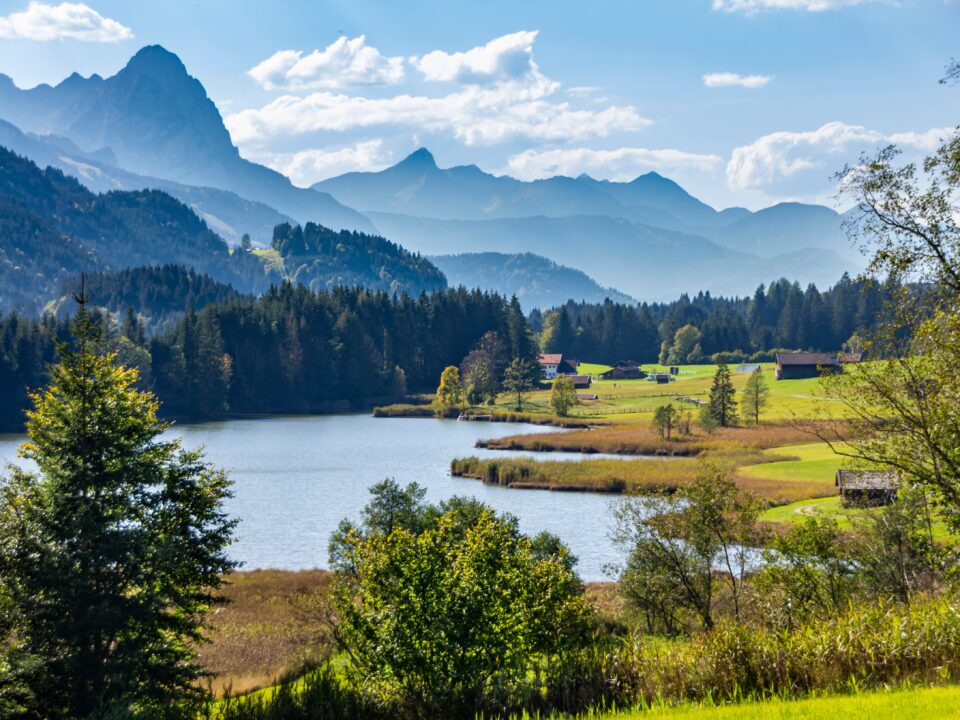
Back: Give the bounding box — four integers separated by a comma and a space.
536, 273, 898, 364
0, 284, 538, 430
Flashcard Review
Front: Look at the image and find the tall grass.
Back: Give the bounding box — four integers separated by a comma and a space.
201, 595, 960, 719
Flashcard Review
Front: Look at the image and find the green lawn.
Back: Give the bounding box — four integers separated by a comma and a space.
515, 363, 842, 422
740, 442, 847, 484
610, 685, 960, 719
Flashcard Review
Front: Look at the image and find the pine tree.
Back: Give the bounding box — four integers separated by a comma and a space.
706, 363, 738, 427
0, 302, 236, 717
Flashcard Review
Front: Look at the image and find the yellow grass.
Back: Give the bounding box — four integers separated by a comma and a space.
199, 569, 332, 695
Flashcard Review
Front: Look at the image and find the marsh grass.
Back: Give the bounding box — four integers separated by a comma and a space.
199, 570, 333, 696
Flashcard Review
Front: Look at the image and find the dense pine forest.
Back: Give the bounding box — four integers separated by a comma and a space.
0, 284, 538, 430
0, 270, 893, 431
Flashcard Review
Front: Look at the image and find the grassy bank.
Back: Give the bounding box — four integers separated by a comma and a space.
476, 423, 816, 456
206, 594, 960, 719
373, 402, 596, 427
613, 685, 960, 720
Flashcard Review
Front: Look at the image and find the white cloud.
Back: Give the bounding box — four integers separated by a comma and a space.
0, 2, 132, 42
726, 121, 953, 190
260, 140, 391, 187
226, 82, 650, 147
248, 36, 405, 90
411, 30, 546, 86
703, 72, 772, 88
713, 0, 877, 12
506, 147, 723, 182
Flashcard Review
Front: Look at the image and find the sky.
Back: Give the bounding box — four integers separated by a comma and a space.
0, 0, 957, 210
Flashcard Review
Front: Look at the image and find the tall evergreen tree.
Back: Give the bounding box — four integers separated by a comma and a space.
0, 303, 236, 717
706, 363, 738, 427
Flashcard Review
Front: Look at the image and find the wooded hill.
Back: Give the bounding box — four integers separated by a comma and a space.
0, 148, 448, 314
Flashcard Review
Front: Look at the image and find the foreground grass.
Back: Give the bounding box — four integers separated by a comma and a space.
611, 684, 960, 720
199, 569, 332, 695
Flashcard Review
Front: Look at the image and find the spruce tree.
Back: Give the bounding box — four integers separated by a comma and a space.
0, 302, 236, 718
706, 363, 738, 427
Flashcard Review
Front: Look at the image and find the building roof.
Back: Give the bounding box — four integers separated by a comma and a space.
567, 375, 591, 384
836, 470, 901, 491
613, 360, 640, 369
839, 352, 863, 363
776, 352, 841, 367
537, 354, 563, 365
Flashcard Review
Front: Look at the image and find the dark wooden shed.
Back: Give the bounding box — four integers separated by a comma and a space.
836, 470, 900, 507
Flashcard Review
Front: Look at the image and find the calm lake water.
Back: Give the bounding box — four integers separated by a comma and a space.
0, 415, 647, 581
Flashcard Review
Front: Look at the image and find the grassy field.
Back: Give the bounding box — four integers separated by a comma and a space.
610, 685, 960, 720
489, 364, 846, 423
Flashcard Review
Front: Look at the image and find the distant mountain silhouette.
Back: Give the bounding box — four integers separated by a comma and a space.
0, 118, 294, 246
430, 252, 636, 311
315, 149, 859, 273
368, 211, 856, 302
0, 46, 373, 233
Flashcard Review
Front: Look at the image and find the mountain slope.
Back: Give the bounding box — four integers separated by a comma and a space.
0, 149, 447, 313
368, 211, 856, 302
430, 252, 635, 310
0, 46, 373, 233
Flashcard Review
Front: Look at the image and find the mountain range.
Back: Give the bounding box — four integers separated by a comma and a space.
0, 44, 863, 305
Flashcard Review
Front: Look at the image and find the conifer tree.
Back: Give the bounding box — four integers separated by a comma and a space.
0, 301, 236, 717
706, 363, 738, 427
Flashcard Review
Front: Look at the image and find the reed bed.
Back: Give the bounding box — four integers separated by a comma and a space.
450, 454, 831, 505
476, 423, 818, 457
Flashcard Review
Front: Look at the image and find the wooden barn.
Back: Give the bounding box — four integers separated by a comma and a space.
601, 361, 645, 380
836, 470, 900, 507
566, 375, 592, 388
775, 352, 862, 380
775, 352, 842, 380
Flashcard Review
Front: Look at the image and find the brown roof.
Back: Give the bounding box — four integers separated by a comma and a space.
839, 352, 863, 363
613, 360, 640, 369
538, 354, 563, 364
836, 470, 900, 491
776, 352, 841, 367
566, 375, 591, 384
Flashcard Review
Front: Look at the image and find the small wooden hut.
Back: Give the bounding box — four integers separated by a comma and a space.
836, 470, 900, 507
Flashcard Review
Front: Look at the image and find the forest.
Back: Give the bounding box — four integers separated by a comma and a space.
0, 269, 896, 431
536, 273, 896, 364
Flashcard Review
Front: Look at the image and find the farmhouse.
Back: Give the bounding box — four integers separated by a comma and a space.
836, 470, 900, 507
601, 361, 645, 380
537, 354, 579, 379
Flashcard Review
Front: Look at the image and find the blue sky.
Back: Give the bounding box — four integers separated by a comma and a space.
1, 0, 958, 209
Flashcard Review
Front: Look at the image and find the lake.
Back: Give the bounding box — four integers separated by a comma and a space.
0, 414, 648, 581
